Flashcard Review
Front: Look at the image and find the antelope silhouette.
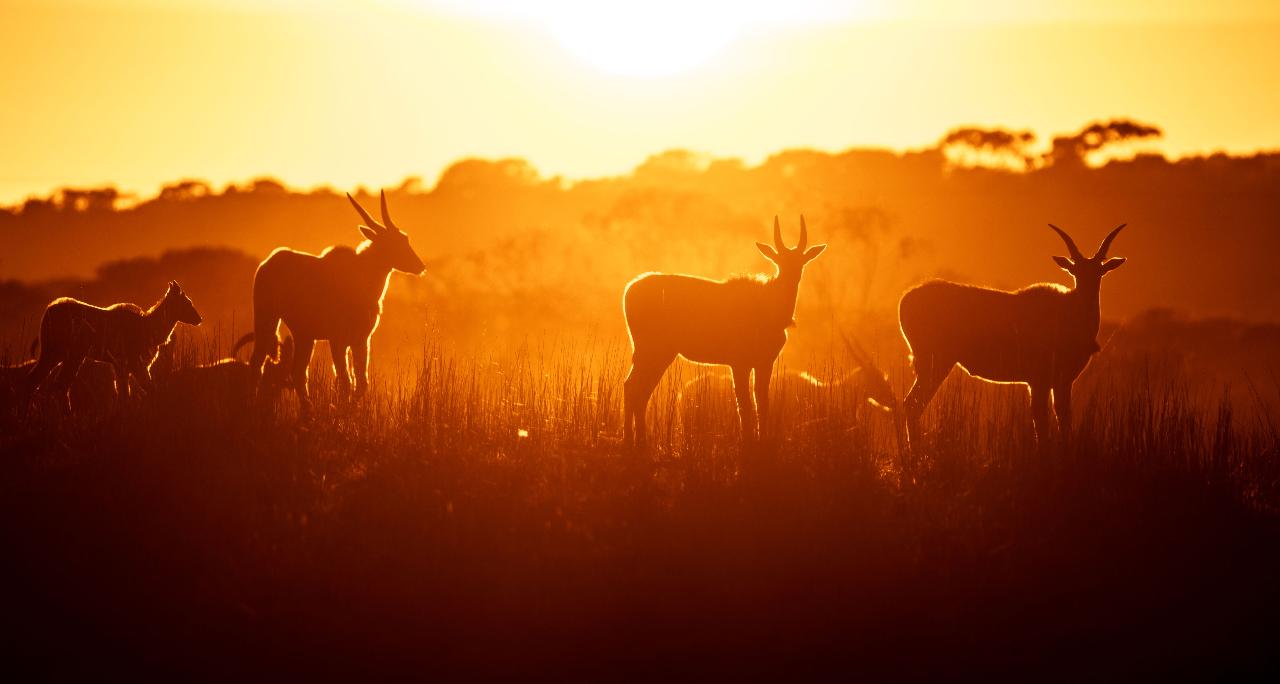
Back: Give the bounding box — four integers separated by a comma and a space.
149, 331, 292, 408
841, 336, 899, 415
23, 281, 203, 410
898, 223, 1127, 448
248, 190, 426, 415
623, 216, 826, 447
678, 358, 896, 435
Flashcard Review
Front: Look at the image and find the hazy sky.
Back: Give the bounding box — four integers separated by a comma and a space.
2, 0, 1277, 204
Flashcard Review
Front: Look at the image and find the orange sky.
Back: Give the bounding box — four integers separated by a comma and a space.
1, 0, 1278, 205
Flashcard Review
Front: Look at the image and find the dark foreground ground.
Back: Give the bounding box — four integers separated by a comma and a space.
2, 359, 1279, 679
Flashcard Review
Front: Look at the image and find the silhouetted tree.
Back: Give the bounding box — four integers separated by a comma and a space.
158, 179, 213, 202
633, 150, 710, 188
396, 176, 425, 193
57, 187, 125, 212
1046, 119, 1162, 168
824, 206, 900, 312
249, 178, 288, 195
20, 197, 56, 217
434, 159, 540, 198
940, 126, 1037, 170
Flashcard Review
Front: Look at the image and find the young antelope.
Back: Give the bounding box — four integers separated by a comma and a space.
23, 281, 202, 410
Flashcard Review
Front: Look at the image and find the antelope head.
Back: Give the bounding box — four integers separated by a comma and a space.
756, 215, 827, 280
1048, 223, 1127, 289
347, 190, 427, 276
165, 281, 203, 326
843, 334, 897, 413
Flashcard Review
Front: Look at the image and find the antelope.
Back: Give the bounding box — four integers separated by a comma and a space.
623, 216, 826, 447
841, 336, 899, 415
678, 358, 896, 435
898, 223, 1128, 448
23, 281, 203, 410
248, 190, 426, 415
150, 331, 292, 408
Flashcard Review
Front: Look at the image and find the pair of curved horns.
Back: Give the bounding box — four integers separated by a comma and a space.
773, 215, 808, 252
346, 189, 398, 233
1048, 223, 1126, 260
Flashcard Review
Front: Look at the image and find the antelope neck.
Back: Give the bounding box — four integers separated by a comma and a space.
1068, 277, 1104, 336
770, 268, 803, 291
357, 245, 396, 283
766, 269, 804, 322
144, 298, 181, 346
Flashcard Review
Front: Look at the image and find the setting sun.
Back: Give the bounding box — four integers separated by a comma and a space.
546, 1, 740, 77
3, 0, 1280, 678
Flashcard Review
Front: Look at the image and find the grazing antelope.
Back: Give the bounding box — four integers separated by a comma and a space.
150, 331, 292, 408
623, 216, 826, 447
248, 190, 426, 415
898, 223, 1128, 448
23, 281, 203, 410
678, 359, 896, 434
841, 337, 899, 415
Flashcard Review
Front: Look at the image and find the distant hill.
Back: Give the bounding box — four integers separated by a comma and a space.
3, 123, 1278, 371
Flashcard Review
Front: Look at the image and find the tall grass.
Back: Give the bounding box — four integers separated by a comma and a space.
1, 340, 1278, 677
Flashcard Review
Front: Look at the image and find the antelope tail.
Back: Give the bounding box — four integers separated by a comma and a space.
231, 332, 256, 360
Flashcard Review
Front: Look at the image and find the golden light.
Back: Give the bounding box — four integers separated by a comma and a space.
415, 0, 869, 78
544, 1, 741, 77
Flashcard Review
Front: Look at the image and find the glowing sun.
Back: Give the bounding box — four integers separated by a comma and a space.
546, 2, 740, 77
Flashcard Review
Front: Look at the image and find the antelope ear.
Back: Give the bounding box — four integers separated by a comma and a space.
359, 226, 379, 242
756, 242, 780, 262
803, 244, 827, 260
1101, 257, 1127, 272
1052, 256, 1074, 271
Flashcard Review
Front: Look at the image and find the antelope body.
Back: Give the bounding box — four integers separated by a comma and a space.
23, 281, 202, 410
678, 361, 896, 434
249, 190, 425, 414
150, 331, 291, 409
623, 216, 826, 447
898, 224, 1127, 447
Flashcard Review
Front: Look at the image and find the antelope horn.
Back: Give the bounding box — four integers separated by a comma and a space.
773, 216, 784, 251
1048, 224, 1084, 261
347, 192, 384, 231
380, 189, 398, 231
798, 215, 808, 251
1094, 223, 1126, 259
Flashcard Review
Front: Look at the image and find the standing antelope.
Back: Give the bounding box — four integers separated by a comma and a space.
23, 281, 203, 410
623, 216, 826, 447
898, 223, 1128, 448
248, 190, 426, 415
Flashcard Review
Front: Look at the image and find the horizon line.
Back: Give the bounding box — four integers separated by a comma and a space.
4, 138, 1279, 211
